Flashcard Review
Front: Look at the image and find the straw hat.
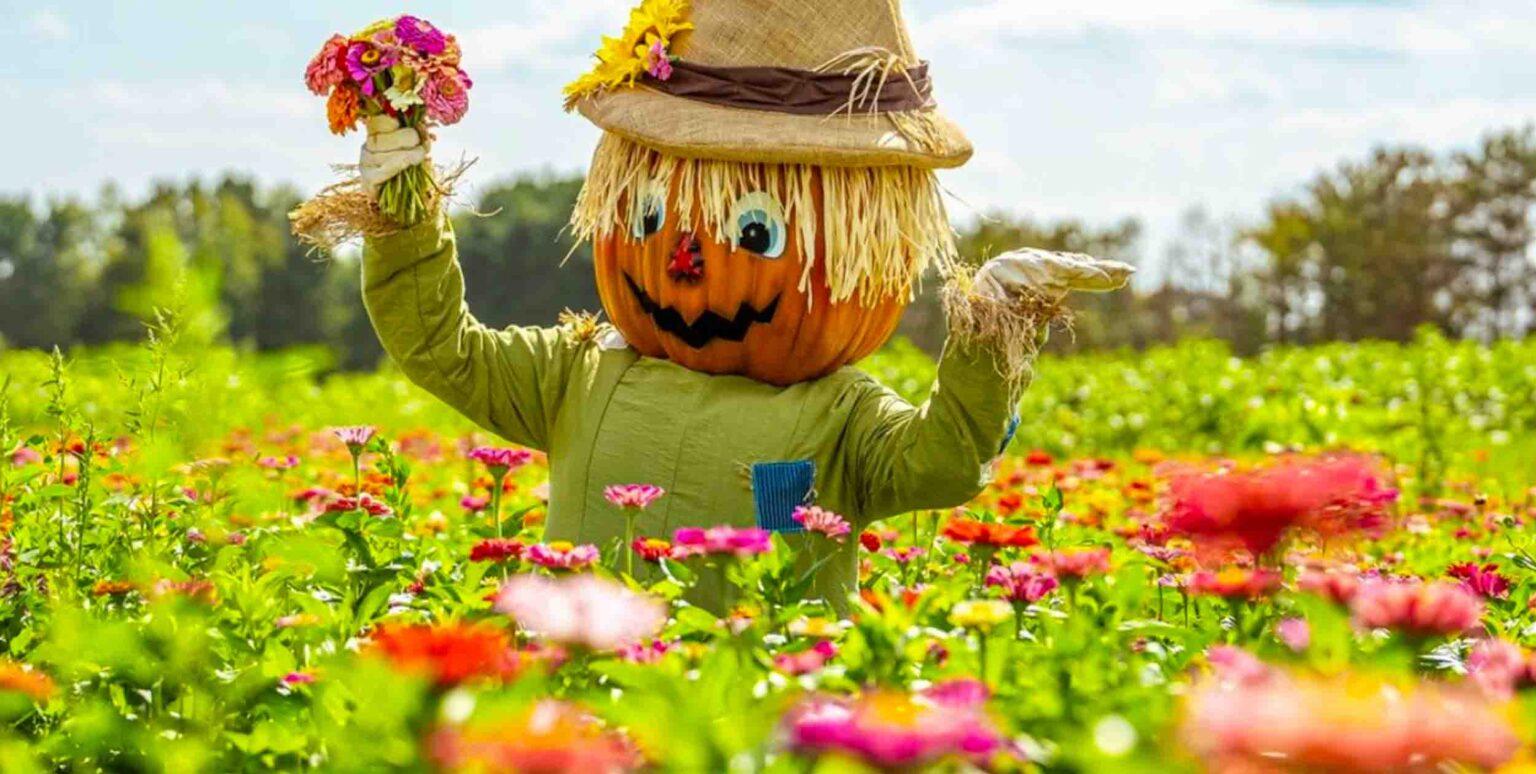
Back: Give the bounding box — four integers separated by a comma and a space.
565, 0, 972, 169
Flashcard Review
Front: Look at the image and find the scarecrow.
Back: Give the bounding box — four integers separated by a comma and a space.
349, 0, 1132, 608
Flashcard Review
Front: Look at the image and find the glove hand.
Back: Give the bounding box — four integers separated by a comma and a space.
359, 115, 430, 195
972, 248, 1135, 303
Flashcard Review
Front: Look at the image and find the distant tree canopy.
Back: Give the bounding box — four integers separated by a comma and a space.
1, 126, 1532, 366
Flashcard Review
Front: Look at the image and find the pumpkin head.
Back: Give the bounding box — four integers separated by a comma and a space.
574, 133, 958, 386
593, 182, 908, 385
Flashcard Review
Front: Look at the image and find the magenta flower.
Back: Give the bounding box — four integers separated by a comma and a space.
333, 425, 376, 453
344, 41, 398, 95
459, 494, 489, 512
304, 34, 350, 95
495, 573, 665, 651
603, 484, 666, 510
281, 671, 317, 686
394, 15, 447, 55
323, 493, 393, 518
1447, 562, 1511, 600
257, 454, 300, 470
526, 542, 600, 571
10, 447, 41, 467
793, 506, 851, 542
617, 638, 677, 664
672, 526, 773, 558
647, 39, 674, 80
467, 446, 533, 477
985, 562, 1058, 603
783, 686, 1009, 769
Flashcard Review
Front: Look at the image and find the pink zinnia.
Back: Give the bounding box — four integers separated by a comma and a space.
495, 574, 665, 651
1296, 567, 1363, 605
526, 542, 600, 571
10, 447, 41, 467
1039, 547, 1112, 579
616, 638, 677, 664
985, 562, 1058, 603
1467, 638, 1531, 699
1349, 579, 1484, 637
459, 494, 489, 512
422, 69, 471, 125
793, 506, 851, 541
394, 15, 447, 55
333, 425, 376, 452
467, 446, 532, 477
324, 493, 393, 517
603, 484, 665, 510
672, 526, 772, 558
470, 538, 525, 563
304, 34, 349, 95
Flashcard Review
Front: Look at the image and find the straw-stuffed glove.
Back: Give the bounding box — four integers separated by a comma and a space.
972, 248, 1135, 302
359, 115, 431, 195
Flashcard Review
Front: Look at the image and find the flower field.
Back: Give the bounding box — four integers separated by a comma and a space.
0, 329, 1533, 771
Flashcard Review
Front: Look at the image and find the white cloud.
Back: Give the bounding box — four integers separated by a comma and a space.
914, 0, 1536, 56
28, 9, 70, 42
458, 0, 632, 72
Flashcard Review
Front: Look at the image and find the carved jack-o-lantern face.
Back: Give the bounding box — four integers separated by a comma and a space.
593, 182, 908, 386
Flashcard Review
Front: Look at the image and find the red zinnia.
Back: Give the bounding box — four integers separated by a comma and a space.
470, 538, 525, 563
1162, 454, 1397, 558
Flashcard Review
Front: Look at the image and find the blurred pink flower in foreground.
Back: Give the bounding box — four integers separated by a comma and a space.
783, 680, 1011, 770
793, 506, 851, 541
1205, 645, 1273, 686
603, 484, 665, 510
1349, 579, 1483, 637
1276, 617, 1311, 652
495, 574, 665, 651
672, 526, 772, 558
1182, 672, 1518, 771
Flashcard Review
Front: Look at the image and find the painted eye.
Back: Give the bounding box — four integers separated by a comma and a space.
629, 183, 667, 240
729, 192, 787, 259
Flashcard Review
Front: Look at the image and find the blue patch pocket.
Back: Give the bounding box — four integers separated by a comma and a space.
998, 413, 1021, 456
751, 460, 816, 533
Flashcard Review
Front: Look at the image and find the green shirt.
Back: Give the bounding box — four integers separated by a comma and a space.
362, 216, 1031, 610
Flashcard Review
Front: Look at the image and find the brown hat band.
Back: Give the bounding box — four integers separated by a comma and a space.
642, 60, 934, 116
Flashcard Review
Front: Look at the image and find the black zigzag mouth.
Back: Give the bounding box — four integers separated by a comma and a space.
624, 274, 779, 349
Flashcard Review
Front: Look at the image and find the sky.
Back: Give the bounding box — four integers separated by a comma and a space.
4, 0, 1535, 273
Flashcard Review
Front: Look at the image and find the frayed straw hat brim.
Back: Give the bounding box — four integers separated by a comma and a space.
577, 86, 972, 169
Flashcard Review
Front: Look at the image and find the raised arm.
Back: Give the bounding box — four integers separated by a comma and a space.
358, 118, 581, 450
847, 249, 1134, 521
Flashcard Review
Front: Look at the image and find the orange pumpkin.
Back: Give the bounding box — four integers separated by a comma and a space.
593, 183, 908, 386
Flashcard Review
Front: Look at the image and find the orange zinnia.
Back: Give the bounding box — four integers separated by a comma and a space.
941, 517, 1038, 549
369, 622, 519, 687
326, 83, 361, 135
0, 661, 54, 702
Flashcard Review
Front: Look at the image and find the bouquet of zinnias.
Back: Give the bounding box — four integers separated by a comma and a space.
293, 15, 471, 245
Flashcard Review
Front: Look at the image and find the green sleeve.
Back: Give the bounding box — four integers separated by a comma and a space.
845, 338, 1033, 522
361, 215, 582, 451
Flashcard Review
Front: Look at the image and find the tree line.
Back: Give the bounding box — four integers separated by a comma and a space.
2, 126, 1532, 366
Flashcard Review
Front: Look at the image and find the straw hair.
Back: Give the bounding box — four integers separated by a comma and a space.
571, 132, 958, 304
289, 160, 472, 253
